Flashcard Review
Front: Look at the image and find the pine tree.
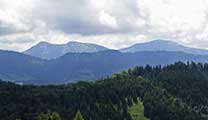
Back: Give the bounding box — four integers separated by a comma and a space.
73, 110, 85, 120
36, 112, 61, 120
50, 112, 61, 120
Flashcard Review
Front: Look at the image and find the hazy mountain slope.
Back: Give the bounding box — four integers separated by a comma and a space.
121, 40, 208, 55
24, 40, 208, 60
0, 50, 47, 83
1, 50, 208, 84
47, 50, 207, 84
23, 41, 109, 59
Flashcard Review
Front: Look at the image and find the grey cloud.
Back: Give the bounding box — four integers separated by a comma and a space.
0, 0, 145, 36
55, 17, 118, 35
2, 0, 208, 51
0, 21, 19, 36
0, 21, 35, 37
0, 38, 32, 44
32, 0, 142, 35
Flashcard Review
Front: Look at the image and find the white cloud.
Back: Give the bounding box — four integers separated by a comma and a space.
0, 0, 37, 34
99, 10, 118, 29
1, 0, 208, 51
138, 0, 207, 34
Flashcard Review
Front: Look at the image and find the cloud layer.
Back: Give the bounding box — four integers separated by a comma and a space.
1, 0, 208, 51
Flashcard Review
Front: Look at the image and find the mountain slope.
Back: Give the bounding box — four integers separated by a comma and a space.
1, 50, 208, 84
121, 40, 208, 55
46, 50, 208, 84
1, 62, 208, 120
0, 50, 47, 83
23, 41, 109, 59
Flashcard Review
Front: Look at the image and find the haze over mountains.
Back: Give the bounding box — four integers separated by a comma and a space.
1, 39, 208, 84
23, 41, 109, 59
23, 40, 208, 60
0, 50, 207, 84
121, 40, 208, 55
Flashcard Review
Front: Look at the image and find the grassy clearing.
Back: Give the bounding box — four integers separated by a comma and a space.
128, 100, 149, 120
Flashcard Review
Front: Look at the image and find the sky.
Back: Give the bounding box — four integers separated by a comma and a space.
1, 0, 208, 51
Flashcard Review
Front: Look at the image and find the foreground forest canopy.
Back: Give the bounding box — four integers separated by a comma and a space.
1, 62, 208, 120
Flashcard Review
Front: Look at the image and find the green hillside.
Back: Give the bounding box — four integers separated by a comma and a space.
0, 62, 208, 120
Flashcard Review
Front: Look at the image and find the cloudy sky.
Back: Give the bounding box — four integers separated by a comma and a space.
1, 0, 208, 51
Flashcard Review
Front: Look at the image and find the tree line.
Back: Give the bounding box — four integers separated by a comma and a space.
0, 61, 208, 120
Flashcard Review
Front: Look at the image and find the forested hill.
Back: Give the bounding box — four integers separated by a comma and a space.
1, 62, 208, 120
2, 49, 208, 85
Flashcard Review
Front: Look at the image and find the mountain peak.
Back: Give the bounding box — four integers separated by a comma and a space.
67, 41, 80, 44
121, 39, 208, 55
37, 41, 51, 46
150, 39, 175, 43
23, 41, 109, 60
139, 39, 178, 45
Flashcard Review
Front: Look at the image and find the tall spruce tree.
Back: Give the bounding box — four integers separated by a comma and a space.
73, 111, 84, 120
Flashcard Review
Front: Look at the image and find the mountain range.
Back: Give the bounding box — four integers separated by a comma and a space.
121, 39, 208, 55
23, 40, 208, 60
23, 41, 108, 59
1, 50, 208, 84
1, 39, 208, 84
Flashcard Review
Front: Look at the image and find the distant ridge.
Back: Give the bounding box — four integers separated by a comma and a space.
1, 50, 208, 84
120, 39, 208, 55
24, 40, 208, 60
23, 41, 109, 60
